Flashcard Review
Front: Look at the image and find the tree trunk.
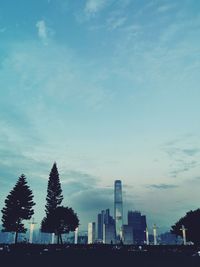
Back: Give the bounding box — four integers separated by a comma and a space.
15, 220, 20, 244
15, 231, 18, 244
60, 234, 63, 245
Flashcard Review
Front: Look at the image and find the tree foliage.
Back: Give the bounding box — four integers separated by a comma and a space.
1, 174, 35, 243
45, 162, 63, 215
41, 162, 63, 233
171, 209, 200, 244
41, 206, 79, 244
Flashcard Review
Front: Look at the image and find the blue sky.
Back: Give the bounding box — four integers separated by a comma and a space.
1, 0, 200, 233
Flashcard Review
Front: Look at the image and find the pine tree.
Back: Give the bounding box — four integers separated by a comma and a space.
41, 162, 63, 233
1, 174, 35, 243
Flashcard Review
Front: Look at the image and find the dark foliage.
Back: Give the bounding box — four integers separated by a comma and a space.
41, 163, 63, 233
42, 206, 79, 244
171, 209, 200, 244
45, 162, 63, 215
1, 174, 35, 243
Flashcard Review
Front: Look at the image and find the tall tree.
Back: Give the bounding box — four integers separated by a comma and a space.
42, 206, 79, 244
41, 162, 63, 233
171, 209, 200, 244
45, 162, 63, 214
1, 174, 35, 243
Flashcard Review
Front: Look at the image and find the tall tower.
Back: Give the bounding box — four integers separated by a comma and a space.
114, 180, 123, 240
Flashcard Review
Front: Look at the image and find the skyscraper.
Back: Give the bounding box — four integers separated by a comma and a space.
114, 180, 123, 240
97, 209, 115, 241
122, 225, 134, 245
88, 222, 96, 244
128, 211, 147, 244
103, 223, 116, 244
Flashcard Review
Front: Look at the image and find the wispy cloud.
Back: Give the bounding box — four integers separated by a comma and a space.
157, 4, 176, 13
107, 16, 127, 30
149, 184, 179, 190
163, 136, 200, 178
181, 148, 200, 157
36, 20, 51, 45
84, 0, 108, 15
0, 41, 110, 111
169, 161, 198, 178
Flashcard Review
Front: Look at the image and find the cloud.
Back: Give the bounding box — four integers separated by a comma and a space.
162, 136, 200, 178
70, 187, 113, 211
181, 148, 200, 156
169, 161, 198, 178
157, 4, 176, 13
84, 0, 108, 15
149, 184, 179, 190
62, 170, 99, 184
0, 41, 110, 115
165, 146, 200, 158
36, 20, 50, 45
107, 16, 127, 30
61, 170, 99, 196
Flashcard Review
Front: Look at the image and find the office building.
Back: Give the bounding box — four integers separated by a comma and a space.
97, 209, 115, 241
122, 225, 134, 245
103, 223, 116, 244
114, 180, 123, 240
160, 232, 180, 245
128, 211, 147, 244
88, 222, 96, 244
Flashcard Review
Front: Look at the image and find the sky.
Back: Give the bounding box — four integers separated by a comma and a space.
0, 0, 200, 234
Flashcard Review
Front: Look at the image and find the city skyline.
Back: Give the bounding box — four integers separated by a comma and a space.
0, 0, 200, 232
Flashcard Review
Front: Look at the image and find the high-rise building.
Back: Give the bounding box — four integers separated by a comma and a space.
122, 225, 134, 245
128, 211, 147, 244
103, 223, 116, 244
88, 222, 96, 244
98, 213, 103, 240
114, 180, 123, 240
97, 209, 115, 241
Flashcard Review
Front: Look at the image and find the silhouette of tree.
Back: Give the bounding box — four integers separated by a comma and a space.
45, 162, 63, 214
41, 162, 63, 233
171, 209, 200, 244
42, 206, 79, 244
1, 174, 35, 243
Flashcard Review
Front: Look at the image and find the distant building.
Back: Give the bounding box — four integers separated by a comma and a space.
88, 222, 96, 244
39, 232, 50, 244
78, 235, 88, 244
103, 223, 116, 244
114, 180, 123, 241
97, 209, 115, 241
160, 232, 181, 245
128, 211, 147, 244
0, 232, 10, 244
122, 225, 134, 245
74, 227, 79, 244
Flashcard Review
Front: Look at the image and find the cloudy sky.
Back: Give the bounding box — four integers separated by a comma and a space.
0, 0, 200, 233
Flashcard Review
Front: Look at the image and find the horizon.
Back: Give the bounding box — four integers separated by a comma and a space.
1, 0, 200, 233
